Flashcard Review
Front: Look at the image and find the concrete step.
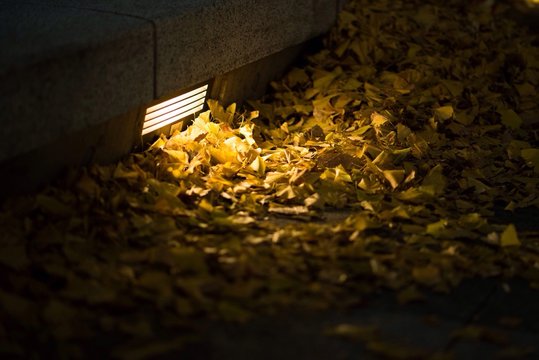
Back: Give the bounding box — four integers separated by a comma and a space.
0, 0, 342, 193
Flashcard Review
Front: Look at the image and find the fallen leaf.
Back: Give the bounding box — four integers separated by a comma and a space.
500, 224, 520, 247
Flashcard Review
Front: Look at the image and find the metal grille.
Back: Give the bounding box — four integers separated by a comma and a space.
142, 84, 208, 135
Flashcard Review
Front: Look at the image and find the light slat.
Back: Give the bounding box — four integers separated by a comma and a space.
141, 104, 204, 135
144, 90, 207, 122
142, 83, 208, 136
146, 84, 208, 114
143, 97, 205, 129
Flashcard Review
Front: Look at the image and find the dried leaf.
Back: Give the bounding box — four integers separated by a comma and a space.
500, 224, 520, 247
499, 109, 522, 130
521, 148, 539, 173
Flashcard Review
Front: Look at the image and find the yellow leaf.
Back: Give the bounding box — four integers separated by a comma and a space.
420, 164, 446, 196
425, 219, 448, 237
372, 151, 391, 167
396, 124, 412, 142
164, 149, 189, 164
239, 123, 257, 146
334, 39, 351, 57
371, 112, 389, 127
347, 214, 371, 233
249, 155, 266, 175
396, 187, 430, 203
455, 112, 474, 126
268, 203, 309, 215
148, 178, 181, 197
459, 213, 487, 230
322, 165, 353, 183
113, 163, 140, 180
434, 105, 454, 121
210, 147, 237, 164
500, 224, 520, 247
383, 170, 405, 189
521, 148, 539, 173
198, 198, 214, 212
287, 68, 310, 86
208, 99, 235, 124
149, 136, 167, 150
304, 193, 321, 208
226, 103, 236, 116
441, 80, 464, 97
313, 68, 341, 91
507, 140, 530, 159
499, 109, 522, 129
407, 43, 422, 58
515, 82, 535, 97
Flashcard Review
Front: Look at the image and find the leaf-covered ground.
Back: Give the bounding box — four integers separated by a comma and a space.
1, 0, 539, 358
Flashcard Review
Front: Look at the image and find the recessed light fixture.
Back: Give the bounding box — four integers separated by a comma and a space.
142, 83, 209, 135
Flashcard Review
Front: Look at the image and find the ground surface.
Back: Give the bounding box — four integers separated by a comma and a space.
1, 0, 539, 359
181, 278, 539, 360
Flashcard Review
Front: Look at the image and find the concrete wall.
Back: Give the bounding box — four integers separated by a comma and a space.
0, 0, 340, 194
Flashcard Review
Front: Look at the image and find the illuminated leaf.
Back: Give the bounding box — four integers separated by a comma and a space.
208, 99, 236, 124
434, 105, 454, 121
383, 170, 405, 189
1, 0, 539, 352
249, 155, 266, 175
500, 224, 520, 247
425, 219, 448, 237
320, 165, 353, 183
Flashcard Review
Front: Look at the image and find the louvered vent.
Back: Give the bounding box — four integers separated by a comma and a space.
142, 84, 208, 135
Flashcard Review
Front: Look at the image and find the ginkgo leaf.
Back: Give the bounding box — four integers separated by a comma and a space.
420, 165, 446, 196
500, 224, 520, 247
434, 105, 454, 121
383, 170, 405, 189
441, 80, 464, 97
249, 155, 266, 175
2, 0, 539, 353
521, 148, 539, 173
499, 109, 522, 129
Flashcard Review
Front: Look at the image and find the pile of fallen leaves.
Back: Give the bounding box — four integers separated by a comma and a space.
1, 0, 538, 357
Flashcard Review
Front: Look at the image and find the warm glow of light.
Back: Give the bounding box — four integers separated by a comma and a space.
142, 84, 208, 135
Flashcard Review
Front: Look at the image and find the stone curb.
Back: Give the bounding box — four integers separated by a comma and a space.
0, 0, 341, 192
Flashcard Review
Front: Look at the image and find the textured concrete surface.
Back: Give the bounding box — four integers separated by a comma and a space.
0, 2, 154, 163
0, 107, 143, 198
160, 279, 539, 359
0, 0, 340, 168
29, 0, 339, 97
210, 41, 314, 106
